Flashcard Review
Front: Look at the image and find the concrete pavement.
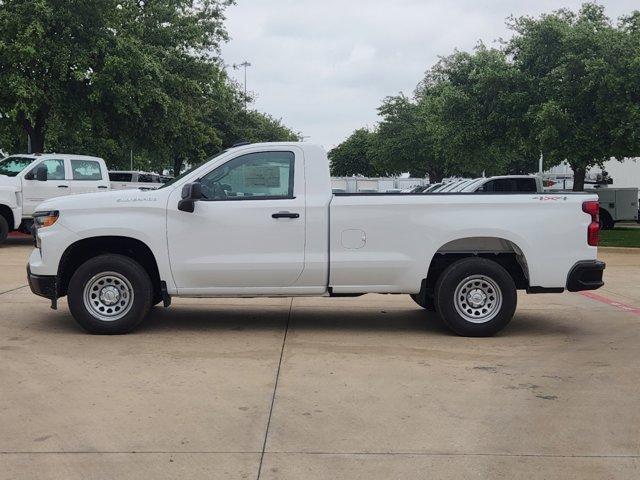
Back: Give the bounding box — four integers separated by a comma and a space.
1, 238, 639, 479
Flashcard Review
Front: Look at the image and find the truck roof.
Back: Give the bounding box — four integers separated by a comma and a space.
229, 142, 323, 151
8, 153, 104, 161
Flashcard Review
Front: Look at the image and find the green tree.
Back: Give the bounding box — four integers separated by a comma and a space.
508, 2, 640, 190
0, 0, 233, 161
0, 0, 300, 175
373, 94, 443, 180
329, 128, 378, 176
417, 46, 534, 178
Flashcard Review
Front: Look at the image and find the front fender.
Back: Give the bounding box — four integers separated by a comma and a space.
60, 217, 174, 292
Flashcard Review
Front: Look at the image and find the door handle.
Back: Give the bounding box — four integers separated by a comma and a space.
272, 211, 300, 219
57, 185, 69, 188
98, 186, 108, 189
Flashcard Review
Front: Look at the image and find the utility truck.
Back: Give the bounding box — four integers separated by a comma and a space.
0, 154, 110, 243
27, 143, 605, 336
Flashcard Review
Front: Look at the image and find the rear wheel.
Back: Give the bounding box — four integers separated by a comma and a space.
0, 215, 8, 245
599, 209, 614, 230
435, 257, 517, 337
67, 254, 153, 334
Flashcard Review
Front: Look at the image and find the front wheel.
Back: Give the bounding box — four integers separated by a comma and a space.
435, 258, 517, 337
67, 254, 153, 334
0, 215, 9, 245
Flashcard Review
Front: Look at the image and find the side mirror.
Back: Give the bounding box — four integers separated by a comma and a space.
178, 182, 202, 213
35, 164, 48, 181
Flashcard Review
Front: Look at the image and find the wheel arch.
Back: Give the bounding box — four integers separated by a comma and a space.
422, 236, 530, 295
57, 236, 161, 299
0, 204, 15, 231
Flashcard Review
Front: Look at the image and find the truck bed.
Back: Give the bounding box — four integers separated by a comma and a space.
328, 192, 597, 293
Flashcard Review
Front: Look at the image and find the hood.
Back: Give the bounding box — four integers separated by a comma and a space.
0, 175, 20, 191
36, 188, 170, 213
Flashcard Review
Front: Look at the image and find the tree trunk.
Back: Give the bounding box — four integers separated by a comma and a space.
428, 165, 444, 184
572, 165, 586, 192
173, 156, 184, 177
18, 108, 48, 153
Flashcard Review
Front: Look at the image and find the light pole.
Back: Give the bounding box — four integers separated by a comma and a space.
233, 61, 252, 110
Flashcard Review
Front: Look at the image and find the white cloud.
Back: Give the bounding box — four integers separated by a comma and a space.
221, 0, 639, 149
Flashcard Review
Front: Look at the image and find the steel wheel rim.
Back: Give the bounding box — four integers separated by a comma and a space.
453, 274, 502, 324
83, 271, 134, 321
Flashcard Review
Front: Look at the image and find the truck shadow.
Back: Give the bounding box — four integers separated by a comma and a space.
140, 305, 447, 335
135, 305, 575, 337
32, 298, 580, 337
2, 236, 32, 247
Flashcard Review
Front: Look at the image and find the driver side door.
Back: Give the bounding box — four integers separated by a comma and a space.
21, 158, 68, 216
167, 148, 306, 293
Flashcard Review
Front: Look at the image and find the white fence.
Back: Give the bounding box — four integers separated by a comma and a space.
331, 177, 428, 193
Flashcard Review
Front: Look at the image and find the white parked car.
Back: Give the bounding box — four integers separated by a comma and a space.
27, 143, 604, 336
432, 179, 472, 192
109, 171, 167, 190
0, 154, 110, 243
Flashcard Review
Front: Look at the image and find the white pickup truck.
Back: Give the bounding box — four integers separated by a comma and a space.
0, 154, 110, 243
27, 142, 605, 336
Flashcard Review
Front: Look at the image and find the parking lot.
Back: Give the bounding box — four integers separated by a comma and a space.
1, 236, 639, 479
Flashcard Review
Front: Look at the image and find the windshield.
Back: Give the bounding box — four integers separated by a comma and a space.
157, 150, 228, 190
0, 156, 34, 177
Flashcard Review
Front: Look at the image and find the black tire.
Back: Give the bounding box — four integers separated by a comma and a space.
599, 209, 614, 230
410, 292, 436, 311
435, 257, 517, 337
67, 254, 153, 334
0, 215, 8, 245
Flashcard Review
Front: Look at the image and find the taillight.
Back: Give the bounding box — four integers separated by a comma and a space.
582, 201, 599, 246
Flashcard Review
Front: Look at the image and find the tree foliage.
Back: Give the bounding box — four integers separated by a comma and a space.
374, 94, 442, 179
418, 46, 535, 177
328, 128, 377, 176
0, 0, 299, 173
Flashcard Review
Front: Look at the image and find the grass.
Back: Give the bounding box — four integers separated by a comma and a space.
600, 226, 640, 248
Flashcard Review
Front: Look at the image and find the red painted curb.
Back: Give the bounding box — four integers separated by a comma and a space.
579, 291, 640, 316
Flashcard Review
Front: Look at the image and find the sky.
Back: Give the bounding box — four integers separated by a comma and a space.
221, 0, 638, 150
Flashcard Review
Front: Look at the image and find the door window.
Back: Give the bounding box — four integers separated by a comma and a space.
109, 172, 133, 182
39, 159, 66, 180
199, 151, 295, 200
71, 160, 103, 180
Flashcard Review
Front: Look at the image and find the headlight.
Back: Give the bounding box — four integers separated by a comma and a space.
33, 210, 59, 229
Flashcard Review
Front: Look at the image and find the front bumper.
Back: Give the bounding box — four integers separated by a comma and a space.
27, 265, 58, 306
566, 260, 605, 292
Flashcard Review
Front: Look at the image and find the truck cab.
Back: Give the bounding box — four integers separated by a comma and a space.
0, 154, 110, 243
